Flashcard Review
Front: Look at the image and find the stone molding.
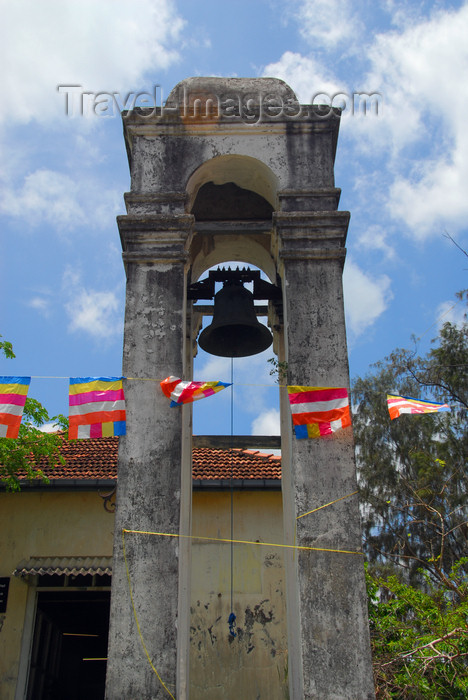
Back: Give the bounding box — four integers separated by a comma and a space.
279, 247, 347, 262
278, 188, 341, 212
118, 214, 194, 265
124, 191, 188, 215
274, 211, 350, 262
123, 119, 339, 143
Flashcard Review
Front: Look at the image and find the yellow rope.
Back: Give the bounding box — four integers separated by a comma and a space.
121, 489, 362, 681
122, 528, 362, 556
122, 530, 176, 699
293, 490, 359, 560
296, 490, 358, 520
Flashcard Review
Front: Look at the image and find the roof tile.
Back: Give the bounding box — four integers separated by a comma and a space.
16, 436, 281, 482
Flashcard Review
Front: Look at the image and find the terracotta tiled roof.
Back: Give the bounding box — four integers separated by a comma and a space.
17, 436, 281, 483
34, 436, 119, 481
192, 447, 281, 481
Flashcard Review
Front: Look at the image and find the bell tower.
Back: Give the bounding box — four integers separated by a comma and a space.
105, 78, 375, 699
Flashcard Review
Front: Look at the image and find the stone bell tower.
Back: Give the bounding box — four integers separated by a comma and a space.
105, 78, 375, 699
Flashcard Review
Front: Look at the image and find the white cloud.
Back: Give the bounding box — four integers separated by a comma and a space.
263, 51, 346, 104
343, 259, 392, 337
66, 290, 121, 339
0, 0, 185, 124
1, 169, 86, 229
361, 4, 468, 235
435, 299, 467, 329
0, 168, 121, 233
39, 422, 61, 433
270, 4, 468, 240
295, 0, 361, 49
63, 268, 123, 340
196, 354, 232, 381
266, 3, 468, 240
356, 224, 395, 260
28, 296, 52, 318
382, 0, 429, 31
251, 408, 280, 436
389, 153, 468, 238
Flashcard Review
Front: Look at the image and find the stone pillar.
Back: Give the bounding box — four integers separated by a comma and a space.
275, 211, 375, 700
105, 214, 193, 699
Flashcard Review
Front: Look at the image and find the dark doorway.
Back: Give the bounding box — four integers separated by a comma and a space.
26, 590, 110, 700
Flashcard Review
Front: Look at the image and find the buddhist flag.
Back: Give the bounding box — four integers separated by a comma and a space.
69, 376, 126, 439
287, 386, 351, 439
160, 376, 231, 407
0, 376, 31, 438
387, 394, 450, 420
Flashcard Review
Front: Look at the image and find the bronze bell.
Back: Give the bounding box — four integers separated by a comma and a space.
198, 282, 273, 357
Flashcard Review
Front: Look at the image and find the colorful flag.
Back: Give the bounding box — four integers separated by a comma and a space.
160, 376, 231, 407
387, 394, 450, 420
0, 376, 31, 438
287, 386, 351, 439
69, 376, 126, 439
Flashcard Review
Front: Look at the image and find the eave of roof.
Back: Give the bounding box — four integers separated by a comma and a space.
3, 436, 281, 490
14, 556, 112, 577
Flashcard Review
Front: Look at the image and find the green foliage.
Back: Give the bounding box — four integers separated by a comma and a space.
0, 335, 15, 359
367, 563, 468, 698
267, 357, 288, 383
354, 293, 468, 696
0, 337, 68, 491
0, 399, 68, 492
352, 292, 468, 587
406, 290, 468, 410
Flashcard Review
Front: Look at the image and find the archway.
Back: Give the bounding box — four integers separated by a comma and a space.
188, 155, 279, 285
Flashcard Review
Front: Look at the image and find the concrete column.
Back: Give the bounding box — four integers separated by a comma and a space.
275, 212, 375, 700
106, 215, 193, 699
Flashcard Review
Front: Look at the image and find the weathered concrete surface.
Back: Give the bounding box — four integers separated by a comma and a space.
190, 491, 288, 700
275, 212, 375, 699
105, 215, 193, 699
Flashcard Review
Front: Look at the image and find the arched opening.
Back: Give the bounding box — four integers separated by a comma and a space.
186, 155, 279, 212
187, 156, 279, 284
192, 182, 273, 221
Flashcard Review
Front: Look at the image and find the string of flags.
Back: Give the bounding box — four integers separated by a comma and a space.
69, 377, 126, 439
0, 375, 455, 441
0, 376, 31, 438
160, 376, 231, 406
287, 386, 351, 439
386, 394, 450, 420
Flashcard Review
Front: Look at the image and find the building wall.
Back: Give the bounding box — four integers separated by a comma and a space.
0, 490, 114, 700
0, 488, 286, 700
190, 491, 288, 700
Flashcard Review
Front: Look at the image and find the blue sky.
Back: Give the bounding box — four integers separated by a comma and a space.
1, 0, 467, 437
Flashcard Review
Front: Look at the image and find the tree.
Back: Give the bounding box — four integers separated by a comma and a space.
367, 562, 468, 699
352, 292, 468, 587
0, 338, 68, 491
353, 293, 468, 696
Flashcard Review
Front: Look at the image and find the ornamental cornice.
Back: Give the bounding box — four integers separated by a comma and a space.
124, 192, 188, 203
273, 210, 350, 232
279, 247, 347, 262
118, 214, 194, 265
121, 249, 190, 265
123, 192, 188, 215
117, 213, 194, 233
273, 210, 350, 263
